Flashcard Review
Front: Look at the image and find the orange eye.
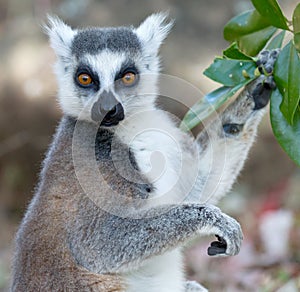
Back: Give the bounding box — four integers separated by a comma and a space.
121, 72, 136, 86
77, 73, 93, 86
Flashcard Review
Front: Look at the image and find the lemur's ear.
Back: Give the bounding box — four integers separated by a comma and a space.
44, 15, 76, 61
135, 13, 173, 55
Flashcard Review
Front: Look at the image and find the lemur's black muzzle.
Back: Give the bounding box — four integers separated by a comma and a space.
101, 103, 124, 126
91, 91, 124, 126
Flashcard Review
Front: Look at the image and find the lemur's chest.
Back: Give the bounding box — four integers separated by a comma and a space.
94, 129, 153, 200
113, 112, 187, 202
129, 129, 181, 197
124, 248, 185, 292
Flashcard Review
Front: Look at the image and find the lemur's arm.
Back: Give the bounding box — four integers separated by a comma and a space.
68, 202, 242, 274
188, 50, 278, 204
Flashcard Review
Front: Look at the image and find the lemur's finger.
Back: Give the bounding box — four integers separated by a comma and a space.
210, 241, 224, 248
208, 245, 226, 256
251, 49, 280, 110
252, 80, 271, 110
256, 49, 280, 75
208, 235, 227, 256
264, 76, 276, 90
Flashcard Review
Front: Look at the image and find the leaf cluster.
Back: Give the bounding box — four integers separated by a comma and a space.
181, 0, 300, 166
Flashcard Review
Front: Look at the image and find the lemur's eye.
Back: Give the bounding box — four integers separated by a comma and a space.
121, 72, 137, 86
223, 123, 244, 136
77, 73, 93, 87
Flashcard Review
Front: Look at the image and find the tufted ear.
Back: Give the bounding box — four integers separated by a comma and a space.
135, 13, 173, 55
44, 15, 76, 61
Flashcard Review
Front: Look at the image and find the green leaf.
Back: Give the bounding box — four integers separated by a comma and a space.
274, 41, 300, 125
223, 43, 253, 60
237, 26, 277, 56
224, 9, 271, 41
251, 0, 289, 30
181, 81, 254, 131
293, 3, 300, 52
294, 33, 300, 52
203, 58, 257, 86
270, 89, 300, 167
293, 3, 300, 32
223, 9, 277, 56
265, 30, 285, 50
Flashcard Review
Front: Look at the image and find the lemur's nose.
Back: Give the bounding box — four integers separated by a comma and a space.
100, 90, 118, 112
91, 90, 124, 126
102, 103, 124, 126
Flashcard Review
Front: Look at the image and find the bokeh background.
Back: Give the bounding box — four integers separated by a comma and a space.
0, 0, 299, 291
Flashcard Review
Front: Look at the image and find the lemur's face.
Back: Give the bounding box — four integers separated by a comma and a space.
46, 14, 172, 126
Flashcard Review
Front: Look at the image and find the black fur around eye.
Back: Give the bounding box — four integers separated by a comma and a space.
75, 66, 100, 90
116, 65, 139, 87
223, 123, 244, 136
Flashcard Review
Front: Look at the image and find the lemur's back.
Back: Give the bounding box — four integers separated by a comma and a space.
12, 117, 126, 291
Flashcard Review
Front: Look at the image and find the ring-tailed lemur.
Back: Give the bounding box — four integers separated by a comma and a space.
11, 14, 278, 292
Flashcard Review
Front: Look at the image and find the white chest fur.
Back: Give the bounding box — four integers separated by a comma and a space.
115, 109, 188, 204
115, 110, 195, 292
124, 248, 185, 292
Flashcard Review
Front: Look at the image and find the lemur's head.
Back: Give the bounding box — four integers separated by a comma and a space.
46, 14, 173, 126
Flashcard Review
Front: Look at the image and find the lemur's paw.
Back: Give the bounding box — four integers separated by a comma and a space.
251, 49, 280, 110
207, 210, 243, 257
185, 281, 208, 292
208, 235, 227, 256
251, 75, 275, 110
256, 49, 280, 75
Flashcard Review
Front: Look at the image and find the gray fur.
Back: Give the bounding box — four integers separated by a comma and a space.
69, 194, 242, 273
188, 73, 277, 205
72, 27, 141, 57
93, 127, 152, 199
11, 114, 242, 291
11, 13, 279, 291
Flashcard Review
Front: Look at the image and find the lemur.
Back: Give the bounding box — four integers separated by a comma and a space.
11, 14, 278, 292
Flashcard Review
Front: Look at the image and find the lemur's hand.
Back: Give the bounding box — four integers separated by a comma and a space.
251, 49, 280, 110
256, 49, 280, 76
203, 206, 243, 257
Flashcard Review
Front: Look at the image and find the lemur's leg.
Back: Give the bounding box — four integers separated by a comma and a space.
190, 50, 279, 204
68, 202, 242, 274
185, 280, 208, 292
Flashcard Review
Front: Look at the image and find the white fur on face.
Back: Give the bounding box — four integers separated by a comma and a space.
135, 13, 173, 58
46, 13, 173, 121
54, 51, 126, 121
45, 16, 77, 61
55, 50, 159, 122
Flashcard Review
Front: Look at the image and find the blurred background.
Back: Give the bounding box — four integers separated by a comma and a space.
0, 0, 299, 291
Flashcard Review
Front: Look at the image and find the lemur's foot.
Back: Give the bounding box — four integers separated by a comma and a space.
251, 49, 280, 110
204, 206, 243, 257
185, 281, 208, 292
